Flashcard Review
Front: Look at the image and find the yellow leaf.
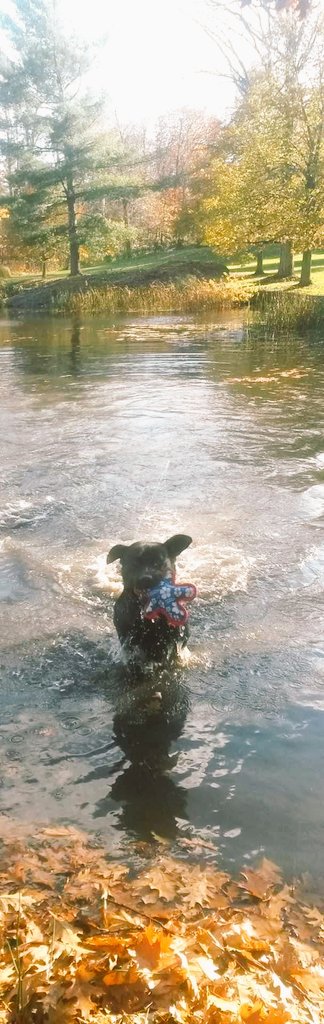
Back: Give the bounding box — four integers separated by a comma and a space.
133, 924, 174, 971
195, 955, 219, 981
240, 860, 282, 901
133, 866, 177, 903
103, 964, 140, 986
208, 993, 240, 1013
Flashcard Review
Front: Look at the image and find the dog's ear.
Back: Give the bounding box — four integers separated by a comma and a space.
165, 534, 192, 559
106, 544, 128, 564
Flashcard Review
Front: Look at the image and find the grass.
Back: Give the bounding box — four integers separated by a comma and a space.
230, 249, 324, 329
252, 289, 324, 331
5, 245, 324, 323
230, 249, 324, 296
7, 245, 225, 287
65, 276, 251, 315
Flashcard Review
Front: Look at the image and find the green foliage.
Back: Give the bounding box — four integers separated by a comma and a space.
0, 1, 146, 274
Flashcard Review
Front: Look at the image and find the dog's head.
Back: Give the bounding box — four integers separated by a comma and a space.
107, 534, 192, 592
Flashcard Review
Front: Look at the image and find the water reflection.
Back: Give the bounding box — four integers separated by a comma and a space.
1, 310, 324, 878
108, 764, 188, 841
69, 319, 82, 376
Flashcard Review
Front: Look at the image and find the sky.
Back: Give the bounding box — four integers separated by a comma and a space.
59, 0, 253, 129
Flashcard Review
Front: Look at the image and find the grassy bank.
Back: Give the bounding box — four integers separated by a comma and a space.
4, 246, 231, 313
4, 244, 324, 324
0, 823, 323, 1023
65, 276, 250, 315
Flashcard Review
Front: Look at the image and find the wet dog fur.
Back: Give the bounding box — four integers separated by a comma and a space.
107, 534, 192, 669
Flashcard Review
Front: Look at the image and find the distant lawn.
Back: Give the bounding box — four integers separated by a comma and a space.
6, 245, 324, 301
230, 249, 324, 296
7, 246, 223, 287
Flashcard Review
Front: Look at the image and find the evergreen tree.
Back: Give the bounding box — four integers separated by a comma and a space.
0, 0, 112, 275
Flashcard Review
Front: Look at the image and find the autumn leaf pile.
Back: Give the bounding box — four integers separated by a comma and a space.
0, 825, 324, 1023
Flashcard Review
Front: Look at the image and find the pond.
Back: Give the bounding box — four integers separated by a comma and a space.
1, 309, 324, 879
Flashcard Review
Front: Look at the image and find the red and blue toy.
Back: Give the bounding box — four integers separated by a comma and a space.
142, 576, 197, 627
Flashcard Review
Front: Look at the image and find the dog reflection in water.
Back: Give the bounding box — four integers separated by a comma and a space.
113, 668, 189, 769
91, 667, 189, 839
106, 534, 193, 838
107, 669, 190, 840
109, 759, 189, 843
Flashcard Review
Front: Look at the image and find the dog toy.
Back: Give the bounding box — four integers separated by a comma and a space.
143, 577, 197, 627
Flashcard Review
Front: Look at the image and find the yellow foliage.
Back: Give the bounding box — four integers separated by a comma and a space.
0, 824, 323, 1023
198, 70, 324, 256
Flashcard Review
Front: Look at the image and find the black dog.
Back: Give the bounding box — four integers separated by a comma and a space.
107, 534, 192, 667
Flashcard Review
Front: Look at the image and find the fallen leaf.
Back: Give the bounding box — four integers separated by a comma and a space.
103, 964, 140, 986
292, 967, 324, 999
195, 954, 219, 981
177, 835, 217, 852
240, 860, 282, 901
133, 867, 178, 903
208, 992, 240, 1013
133, 924, 175, 971
181, 866, 223, 907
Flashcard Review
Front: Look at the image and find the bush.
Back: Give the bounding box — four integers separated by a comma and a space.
0, 264, 11, 278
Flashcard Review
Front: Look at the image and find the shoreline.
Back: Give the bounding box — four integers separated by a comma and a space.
2, 258, 324, 329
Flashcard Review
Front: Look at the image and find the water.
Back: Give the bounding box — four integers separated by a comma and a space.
1, 310, 324, 878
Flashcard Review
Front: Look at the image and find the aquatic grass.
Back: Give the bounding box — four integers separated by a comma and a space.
63, 276, 252, 316
253, 288, 324, 331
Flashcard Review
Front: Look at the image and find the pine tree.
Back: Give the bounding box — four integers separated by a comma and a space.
0, 0, 110, 275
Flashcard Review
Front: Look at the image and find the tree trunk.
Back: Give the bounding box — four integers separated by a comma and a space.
122, 198, 132, 257
278, 241, 293, 279
42, 258, 47, 279
255, 249, 264, 275
299, 250, 312, 287
66, 177, 80, 276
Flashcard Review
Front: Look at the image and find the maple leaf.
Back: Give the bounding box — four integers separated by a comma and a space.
240, 860, 282, 901
102, 964, 140, 986
132, 866, 178, 903
180, 865, 225, 908
133, 924, 176, 972
207, 992, 240, 1013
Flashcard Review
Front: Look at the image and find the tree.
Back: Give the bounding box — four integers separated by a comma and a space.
199, 6, 324, 283
152, 110, 220, 246
0, 0, 115, 275
6, 180, 69, 276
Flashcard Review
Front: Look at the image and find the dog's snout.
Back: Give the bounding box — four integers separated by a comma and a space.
138, 574, 154, 589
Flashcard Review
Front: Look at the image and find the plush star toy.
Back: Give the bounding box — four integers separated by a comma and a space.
143, 577, 197, 627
